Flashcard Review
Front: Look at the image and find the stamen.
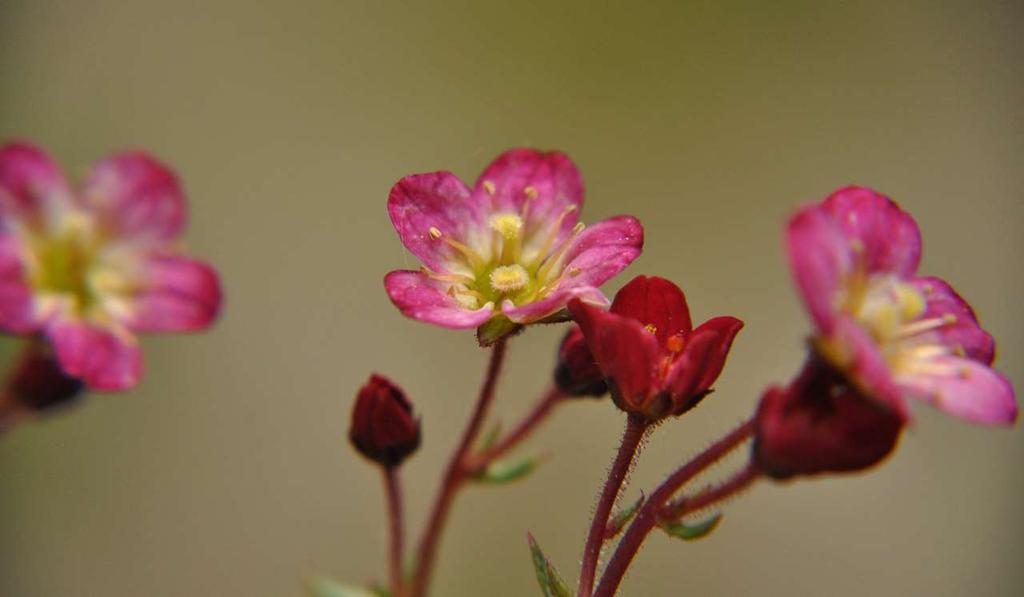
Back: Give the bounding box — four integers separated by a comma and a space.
428, 226, 442, 239
666, 334, 685, 353
644, 324, 657, 335
524, 186, 538, 199
419, 266, 475, 286
536, 220, 584, 282
483, 180, 496, 195
896, 314, 957, 339
529, 205, 578, 269
488, 213, 524, 264
427, 227, 485, 267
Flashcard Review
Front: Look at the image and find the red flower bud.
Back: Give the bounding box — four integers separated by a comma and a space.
568, 275, 743, 421
10, 341, 84, 412
349, 374, 421, 468
555, 325, 608, 397
753, 358, 904, 479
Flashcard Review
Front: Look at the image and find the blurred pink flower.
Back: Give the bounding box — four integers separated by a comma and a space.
787, 186, 1016, 425
385, 149, 643, 342
0, 141, 222, 391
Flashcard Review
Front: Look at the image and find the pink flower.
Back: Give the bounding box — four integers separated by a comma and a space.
569, 275, 743, 421
384, 149, 643, 343
787, 186, 1016, 425
0, 141, 222, 391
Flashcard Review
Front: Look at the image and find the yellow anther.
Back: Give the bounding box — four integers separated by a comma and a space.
483, 180, 496, 195
568, 268, 581, 277
644, 324, 657, 335
489, 264, 529, 293
524, 186, 538, 199
488, 213, 524, 241
942, 313, 957, 325
667, 334, 685, 353
572, 222, 585, 234
850, 239, 865, 254
428, 226, 443, 239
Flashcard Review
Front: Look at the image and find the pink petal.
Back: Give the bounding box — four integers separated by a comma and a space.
821, 186, 922, 277
0, 141, 73, 221
786, 205, 853, 333
83, 151, 187, 244
471, 149, 583, 241
130, 255, 222, 332
384, 270, 494, 329
387, 171, 482, 272
0, 232, 38, 333
898, 356, 1017, 425
911, 276, 994, 365
46, 320, 142, 391
554, 215, 644, 289
609, 275, 692, 346
501, 285, 608, 324
827, 316, 908, 419
569, 299, 659, 412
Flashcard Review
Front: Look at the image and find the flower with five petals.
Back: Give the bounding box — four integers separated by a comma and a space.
384, 149, 643, 344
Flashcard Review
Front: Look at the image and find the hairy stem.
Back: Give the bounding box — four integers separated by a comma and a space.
578, 414, 648, 597
383, 468, 406, 596
593, 419, 756, 597
464, 384, 565, 473
410, 338, 509, 597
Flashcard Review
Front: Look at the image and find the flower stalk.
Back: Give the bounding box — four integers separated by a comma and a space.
463, 384, 565, 473
411, 338, 509, 597
578, 413, 648, 597
383, 468, 406, 597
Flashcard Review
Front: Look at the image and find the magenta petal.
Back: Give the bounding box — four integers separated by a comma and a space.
83, 151, 186, 244
786, 205, 852, 333
384, 270, 493, 329
472, 149, 583, 239
912, 276, 995, 365
0, 141, 72, 220
131, 255, 222, 332
501, 285, 608, 324
829, 316, 908, 418
46, 320, 142, 391
0, 233, 38, 333
387, 171, 482, 272
821, 186, 922, 277
557, 215, 644, 288
898, 356, 1017, 425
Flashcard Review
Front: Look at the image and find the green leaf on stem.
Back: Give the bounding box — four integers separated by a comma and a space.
472, 454, 541, 484
527, 533, 572, 597
304, 577, 388, 597
604, 494, 644, 539
660, 513, 723, 541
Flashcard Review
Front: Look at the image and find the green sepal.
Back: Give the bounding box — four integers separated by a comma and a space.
660, 513, 722, 541
304, 577, 388, 597
605, 494, 644, 539
527, 533, 572, 597
476, 316, 522, 346
472, 454, 540, 485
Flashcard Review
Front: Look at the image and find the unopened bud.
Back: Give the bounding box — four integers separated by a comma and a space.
349, 374, 421, 468
11, 342, 84, 412
554, 325, 607, 397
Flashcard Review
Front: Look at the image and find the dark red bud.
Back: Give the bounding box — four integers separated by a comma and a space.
349, 374, 421, 468
753, 358, 903, 479
555, 325, 608, 398
10, 342, 84, 412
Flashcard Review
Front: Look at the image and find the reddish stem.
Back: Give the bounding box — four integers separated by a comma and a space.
464, 384, 565, 473
577, 414, 648, 597
410, 338, 509, 597
592, 419, 756, 597
383, 468, 405, 596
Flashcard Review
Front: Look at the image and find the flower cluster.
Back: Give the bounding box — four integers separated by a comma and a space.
339, 149, 1016, 597
0, 141, 222, 396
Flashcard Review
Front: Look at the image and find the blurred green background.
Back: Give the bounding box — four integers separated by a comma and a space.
1, 1, 1021, 595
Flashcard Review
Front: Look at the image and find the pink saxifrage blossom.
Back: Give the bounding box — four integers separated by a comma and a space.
0, 141, 222, 391
787, 186, 1016, 425
385, 149, 643, 342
